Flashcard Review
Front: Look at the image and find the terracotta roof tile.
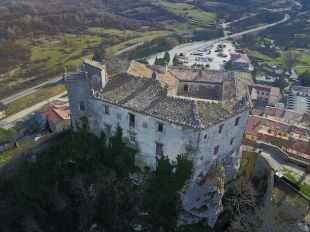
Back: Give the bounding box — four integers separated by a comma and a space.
231, 53, 251, 63
245, 116, 262, 136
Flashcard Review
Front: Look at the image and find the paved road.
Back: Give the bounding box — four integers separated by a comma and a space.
0, 77, 64, 104
148, 13, 290, 65
0, 91, 67, 129
291, 66, 310, 79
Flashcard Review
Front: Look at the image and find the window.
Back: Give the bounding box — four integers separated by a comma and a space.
104, 105, 109, 114
214, 145, 220, 155
105, 124, 112, 136
204, 135, 207, 139
218, 124, 224, 133
130, 133, 136, 143
260, 97, 263, 100
235, 117, 240, 126
156, 142, 163, 156
266, 93, 269, 96
184, 84, 188, 92
261, 92, 264, 95
157, 122, 164, 133
265, 98, 268, 101
257, 91, 260, 94
79, 101, 86, 111
230, 137, 235, 145
129, 113, 135, 127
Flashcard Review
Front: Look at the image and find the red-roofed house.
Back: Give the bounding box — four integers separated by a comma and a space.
230, 53, 251, 70
245, 116, 262, 141
251, 84, 280, 106
35, 105, 71, 132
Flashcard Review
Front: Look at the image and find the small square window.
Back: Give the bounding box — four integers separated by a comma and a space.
235, 117, 240, 126
79, 101, 86, 111
265, 98, 268, 101
230, 137, 235, 145
266, 93, 269, 96
214, 145, 220, 155
184, 84, 188, 91
261, 92, 264, 95
104, 105, 109, 114
156, 142, 163, 156
157, 123, 164, 133
129, 113, 135, 127
218, 124, 224, 133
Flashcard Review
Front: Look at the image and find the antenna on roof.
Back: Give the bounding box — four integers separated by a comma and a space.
64, 66, 67, 74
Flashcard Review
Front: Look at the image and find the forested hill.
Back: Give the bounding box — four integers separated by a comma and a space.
0, 121, 193, 231
0, 0, 143, 74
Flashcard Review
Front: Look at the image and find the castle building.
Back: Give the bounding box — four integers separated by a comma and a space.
64, 59, 252, 227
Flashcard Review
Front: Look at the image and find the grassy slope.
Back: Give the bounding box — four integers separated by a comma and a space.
159, 2, 216, 24
5, 84, 66, 117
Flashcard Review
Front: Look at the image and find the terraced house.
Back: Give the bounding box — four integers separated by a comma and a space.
64, 59, 252, 227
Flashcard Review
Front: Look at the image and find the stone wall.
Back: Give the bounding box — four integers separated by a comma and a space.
86, 99, 200, 170
179, 109, 250, 227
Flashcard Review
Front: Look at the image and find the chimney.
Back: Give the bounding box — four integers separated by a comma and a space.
85, 71, 88, 79
163, 85, 169, 96
152, 71, 157, 80
63, 72, 67, 82
200, 67, 205, 77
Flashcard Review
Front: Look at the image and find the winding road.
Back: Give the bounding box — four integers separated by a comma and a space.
148, 13, 291, 65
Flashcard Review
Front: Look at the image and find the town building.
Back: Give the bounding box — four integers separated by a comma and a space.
255, 76, 276, 85
244, 114, 310, 161
35, 105, 71, 133
291, 85, 310, 97
230, 53, 251, 70
251, 84, 281, 106
65, 59, 252, 227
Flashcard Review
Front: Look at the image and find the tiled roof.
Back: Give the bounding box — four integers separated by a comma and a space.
0, 102, 7, 111
291, 85, 310, 93
104, 60, 132, 76
253, 84, 280, 97
95, 72, 250, 129
169, 68, 234, 83
254, 84, 271, 93
264, 106, 285, 118
283, 110, 304, 122
276, 121, 291, 133
37, 105, 70, 125
230, 53, 251, 63
84, 59, 106, 70
252, 109, 263, 116
245, 116, 261, 136
270, 86, 280, 96
266, 119, 277, 128
302, 112, 310, 123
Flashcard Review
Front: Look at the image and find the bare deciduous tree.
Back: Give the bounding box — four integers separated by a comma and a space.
224, 175, 257, 217
227, 205, 298, 232
282, 51, 301, 73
